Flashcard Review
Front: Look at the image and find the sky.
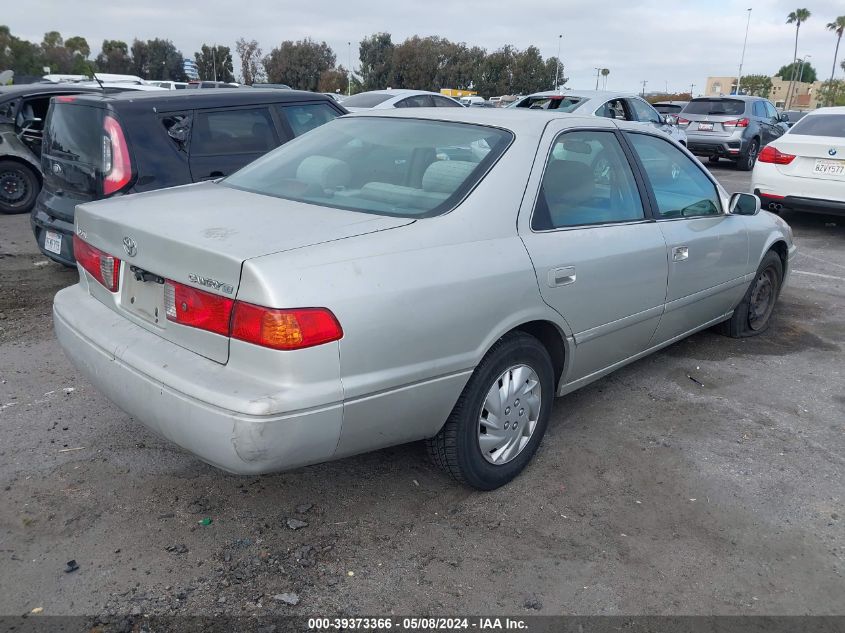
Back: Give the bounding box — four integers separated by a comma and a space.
6, 0, 845, 93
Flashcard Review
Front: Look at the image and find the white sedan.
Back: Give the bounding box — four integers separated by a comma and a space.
752, 106, 845, 216
341, 89, 463, 111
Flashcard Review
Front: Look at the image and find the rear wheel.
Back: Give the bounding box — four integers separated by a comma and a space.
717, 251, 783, 338
708, 155, 721, 165
426, 332, 555, 490
735, 139, 759, 172
0, 160, 39, 214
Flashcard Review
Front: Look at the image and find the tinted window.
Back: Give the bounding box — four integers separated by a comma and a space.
764, 102, 778, 119
224, 117, 512, 218
45, 103, 103, 165
340, 93, 393, 108
753, 101, 766, 118
627, 133, 721, 219
191, 108, 277, 156
629, 98, 661, 124
683, 99, 746, 116
789, 114, 845, 137
432, 96, 462, 108
395, 95, 434, 107
515, 95, 584, 112
533, 130, 644, 230
654, 104, 683, 114
279, 103, 339, 136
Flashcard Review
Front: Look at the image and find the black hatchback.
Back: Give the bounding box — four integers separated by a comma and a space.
32, 89, 346, 265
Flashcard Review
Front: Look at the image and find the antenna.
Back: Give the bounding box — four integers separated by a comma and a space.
87, 62, 106, 94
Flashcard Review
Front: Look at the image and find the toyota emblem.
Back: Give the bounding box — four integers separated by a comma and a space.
122, 236, 137, 257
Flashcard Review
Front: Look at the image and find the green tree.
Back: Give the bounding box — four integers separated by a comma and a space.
543, 56, 567, 93
41, 31, 73, 73
147, 39, 186, 81
263, 38, 336, 91
235, 38, 264, 84
777, 61, 817, 83
600, 67, 610, 90
318, 65, 353, 93
740, 74, 772, 97
817, 79, 845, 106
64, 36, 91, 74
827, 17, 845, 103
195, 44, 234, 82
474, 45, 517, 97
359, 33, 394, 90
95, 40, 132, 74
130, 39, 149, 77
785, 8, 811, 108
511, 46, 547, 95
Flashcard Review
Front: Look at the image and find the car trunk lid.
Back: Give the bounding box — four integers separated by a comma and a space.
75, 182, 414, 363
768, 135, 845, 181
681, 98, 748, 137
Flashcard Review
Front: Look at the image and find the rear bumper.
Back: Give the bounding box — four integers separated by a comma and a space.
31, 193, 77, 266
53, 284, 344, 474
755, 190, 845, 216
685, 133, 747, 158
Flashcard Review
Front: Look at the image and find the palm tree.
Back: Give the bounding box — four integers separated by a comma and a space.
601, 68, 609, 90
785, 8, 811, 109
829, 17, 845, 104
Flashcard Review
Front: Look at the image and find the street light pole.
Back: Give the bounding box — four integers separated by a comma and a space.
689, 83, 695, 98
736, 8, 752, 95
555, 34, 562, 92
347, 41, 352, 96
641, 80, 648, 97
212, 45, 217, 83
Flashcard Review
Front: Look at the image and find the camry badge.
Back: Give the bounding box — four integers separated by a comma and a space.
829, 148, 838, 156
122, 236, 137, 257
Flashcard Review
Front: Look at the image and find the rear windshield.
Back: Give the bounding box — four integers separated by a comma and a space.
44, 103, 103, 165
514, 96, 584, 112
340, 93, 394, 108
788, 114, 845, 137
683, 99, 746, 116
654, 104, 683, 113
223, 117, 513, 218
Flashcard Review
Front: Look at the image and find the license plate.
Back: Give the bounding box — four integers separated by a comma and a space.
697, 123, 714, 131
813, 159, 845, 176
44, 230, 62, 255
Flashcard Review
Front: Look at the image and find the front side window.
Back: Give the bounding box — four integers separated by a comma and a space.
628, 98, 661, 124
626, 133, 721, 219
223, 117, 512, 218
279, 103, 339, 137
395, 95, 434, 108
753, 101, 766, 118
596, 99, 630, 121
191, 107, 277, 156
764, 101, 779, 120
532, 130, 645, 230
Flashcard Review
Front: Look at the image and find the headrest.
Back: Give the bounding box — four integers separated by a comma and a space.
542, 160, 595, 203
296, 156, 351, 189
422, 160, 477, 193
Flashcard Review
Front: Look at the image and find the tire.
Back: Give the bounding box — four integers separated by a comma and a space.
717, 251, 783, 338
735, 139, 759, 172
708, 155, 720, 165
426, 331, 555, 490
0, 160, 39, 214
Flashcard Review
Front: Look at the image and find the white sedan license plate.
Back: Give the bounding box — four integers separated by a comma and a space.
697, 122, 714, 131
44, 230, 62, 255
813, 159, 845, 176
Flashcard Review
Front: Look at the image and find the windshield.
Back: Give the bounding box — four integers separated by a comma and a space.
654, 104, 683, 113
340, 93, 394, 108
513, 95, 584, 112
788, 114, 845, 137
683, 99, 746, 116
223, 117, 513, 218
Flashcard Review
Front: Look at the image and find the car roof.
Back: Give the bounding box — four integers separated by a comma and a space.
357, 89, 443, 97
805, 106, 845, 115
0, 83, 102, 100
654, 100, 688, 105
67, 88, 341, 111
524, 90, 636, 99
690, 95, 761, 101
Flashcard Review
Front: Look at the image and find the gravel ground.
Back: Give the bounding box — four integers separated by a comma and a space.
1, 165, 843, 620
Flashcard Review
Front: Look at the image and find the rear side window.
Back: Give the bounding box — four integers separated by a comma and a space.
432, 96, 462, 107
279, 103, 339, 137
789, 114, 845, 137
626, 133, 721, 219
683, 99, 746, 116
533, 130, 644, 230
753, 101, 766, 118
515, 96, 583, 112
45, 103, 103, 165
191, 108, 277, 156
764, 102, 778, 119
395, 95, 434, 107
340, 93, 393, 108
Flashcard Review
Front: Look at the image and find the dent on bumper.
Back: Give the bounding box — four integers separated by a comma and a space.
53, 285, 343, 474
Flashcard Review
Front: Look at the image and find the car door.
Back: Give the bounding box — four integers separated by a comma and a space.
188, 106, 279, 181
519, 123, 669, 381
764, 100, 787, 139
752, 100, 773, 145
623, 131, 749, 344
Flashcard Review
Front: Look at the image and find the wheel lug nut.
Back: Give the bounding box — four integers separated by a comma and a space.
505, 407, 510, 415
504, 422, 509, 429
519, 408, 524, 416
514, 399, 520, 406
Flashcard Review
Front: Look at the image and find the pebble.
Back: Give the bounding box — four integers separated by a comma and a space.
296, 503, 313, 514
272, 592, 299, 605
286, 518, 308, 530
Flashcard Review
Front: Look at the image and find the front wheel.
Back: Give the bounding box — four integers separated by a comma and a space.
0, 160, 39, 214
717, 251, 783, 338
426, 332, 555, 490
735, 139, 759, 172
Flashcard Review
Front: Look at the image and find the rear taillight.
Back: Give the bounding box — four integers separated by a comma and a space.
164, 279, 343, 350
231, 304, 343, 350
723, 118, 750, 128
164, 280, 234, 336
55, 95, 77, 103
677, 117, 690, 126
102, 114, 131, 196
73, 235, 120, 292
758, 145, 796, 165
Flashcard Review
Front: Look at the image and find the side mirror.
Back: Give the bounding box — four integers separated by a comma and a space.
729, 192, 761, 216
663, 114, 677, 126
779, 113, 789, 122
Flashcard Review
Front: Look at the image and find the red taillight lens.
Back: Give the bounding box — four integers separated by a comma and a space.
758, 145, 796, 165
723, 118, 750, 128
102, 114, 132, 196
55, 95, 77, 103
231, 304, 343, 350
164, 280, 234, 336
73, 235, 120, 292
677, 117, 690, 126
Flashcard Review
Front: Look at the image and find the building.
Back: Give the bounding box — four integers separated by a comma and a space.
704, 75, 824, 110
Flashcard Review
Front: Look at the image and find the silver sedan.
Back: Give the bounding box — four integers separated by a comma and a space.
55, 109, 795, 489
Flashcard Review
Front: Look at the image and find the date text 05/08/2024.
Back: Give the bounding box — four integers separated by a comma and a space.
307, 617, 529, 630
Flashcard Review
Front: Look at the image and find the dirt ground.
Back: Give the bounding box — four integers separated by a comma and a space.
1, 165, 843, 621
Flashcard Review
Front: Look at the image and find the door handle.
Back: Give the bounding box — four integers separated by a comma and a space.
548, 266, 576, 287
672, 246, 689, 262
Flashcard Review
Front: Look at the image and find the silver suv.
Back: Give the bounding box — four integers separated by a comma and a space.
680, 96, 787, 171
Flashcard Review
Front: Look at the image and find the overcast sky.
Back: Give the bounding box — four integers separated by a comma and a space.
6, 0, 845, 93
